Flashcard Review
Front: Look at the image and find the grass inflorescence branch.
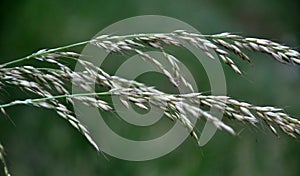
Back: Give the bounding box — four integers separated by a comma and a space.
0, 143, 10, 176
0, 30, 300, 175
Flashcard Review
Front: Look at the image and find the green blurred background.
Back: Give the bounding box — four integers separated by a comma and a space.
0, 0, 299, 175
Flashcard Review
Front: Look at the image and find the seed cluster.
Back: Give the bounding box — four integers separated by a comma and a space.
0, 30, 299, 172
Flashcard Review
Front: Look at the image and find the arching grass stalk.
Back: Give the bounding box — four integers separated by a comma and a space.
0, 30, 299, 175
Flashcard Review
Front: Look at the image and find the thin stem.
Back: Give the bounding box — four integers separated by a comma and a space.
0, 41, 89, 68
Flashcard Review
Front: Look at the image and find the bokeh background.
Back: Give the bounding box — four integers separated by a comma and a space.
0, 0, 299, 175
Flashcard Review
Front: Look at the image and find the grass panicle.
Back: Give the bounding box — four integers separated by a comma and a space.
0, 30, 300, 175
